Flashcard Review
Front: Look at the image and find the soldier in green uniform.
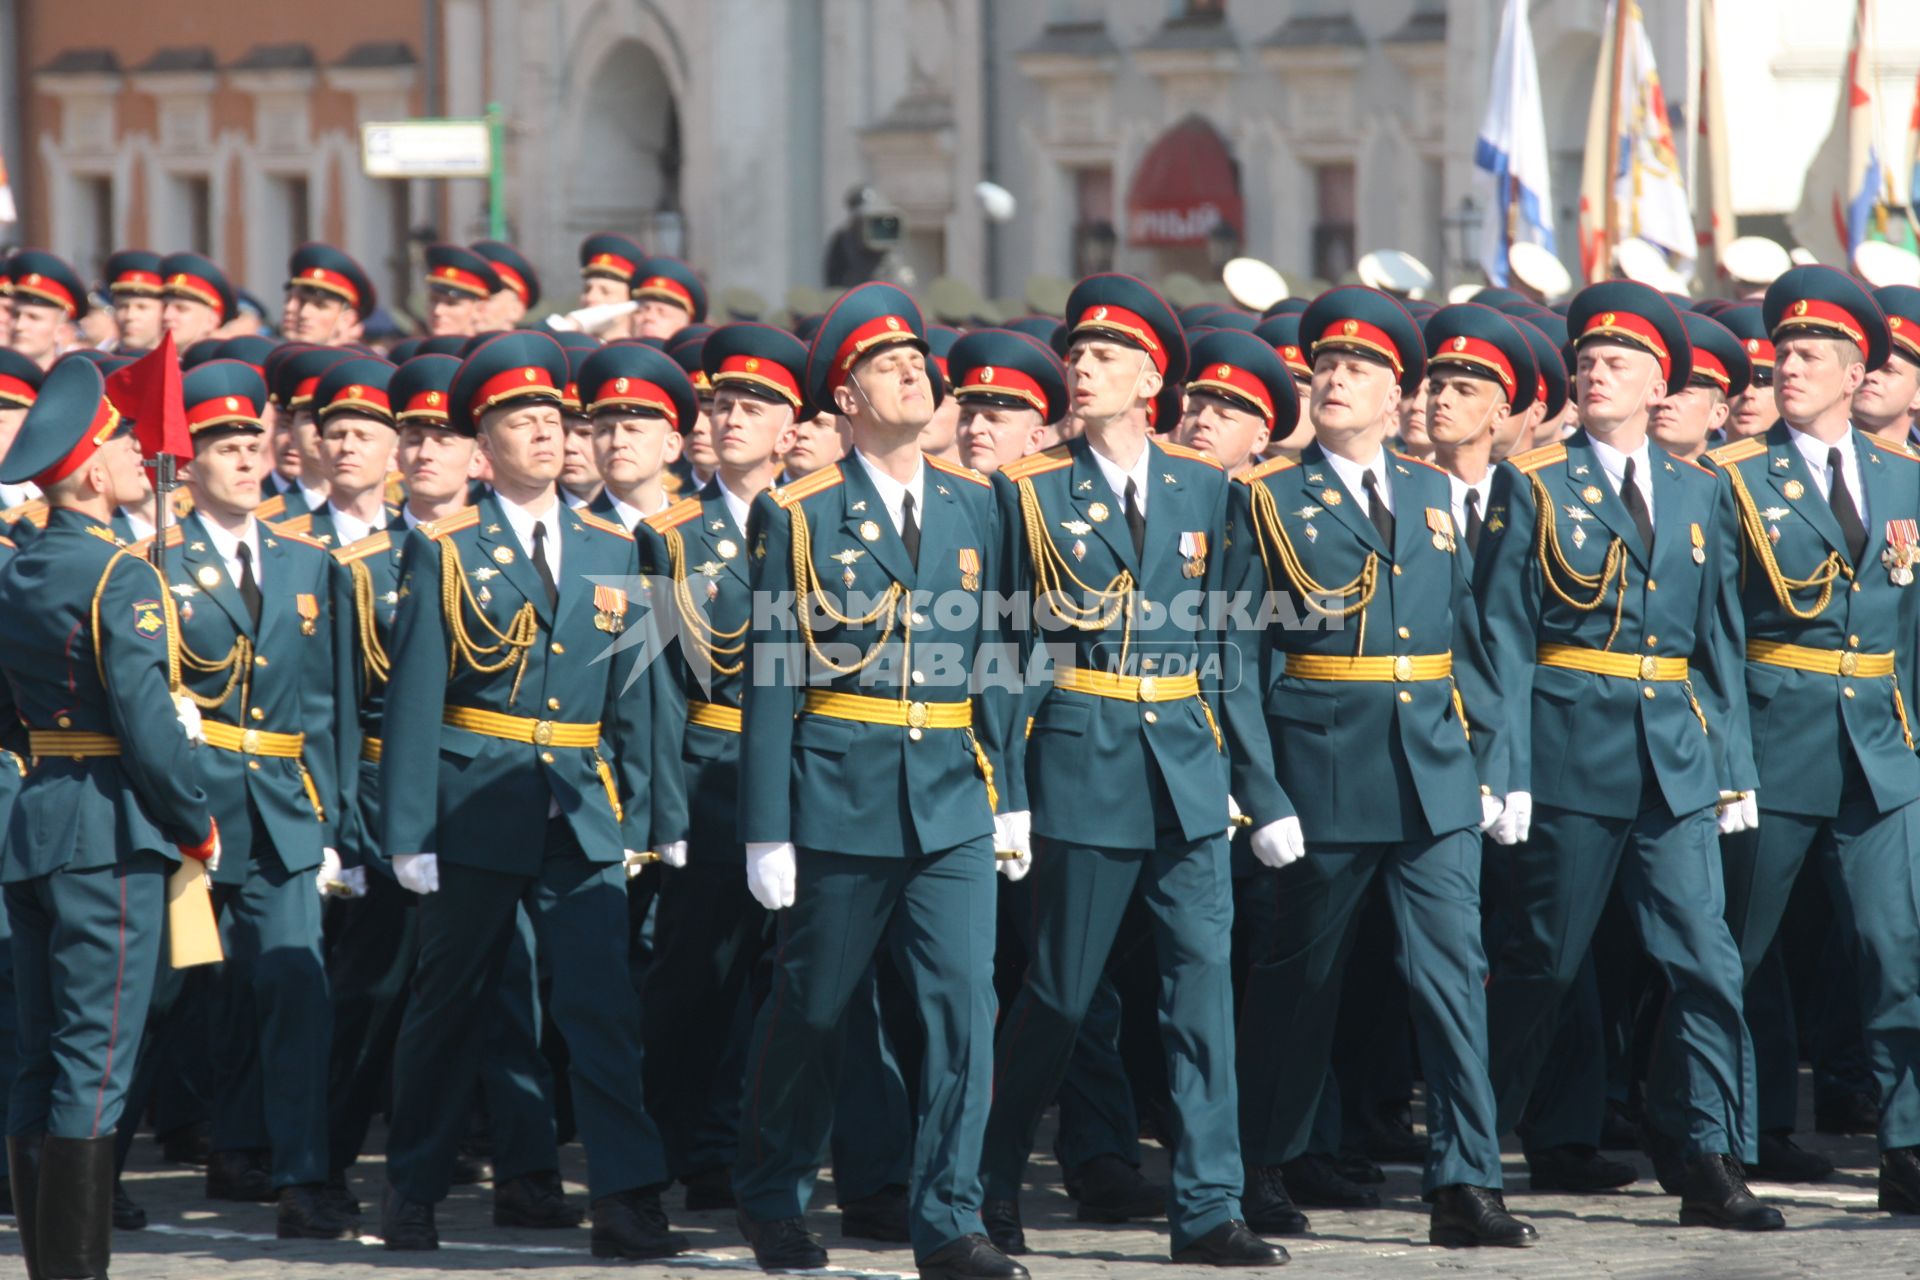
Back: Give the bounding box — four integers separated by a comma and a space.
1477, 280, 1781, 1231
374, 331, 689, 1259
579, 233, 647, 340
423, 245, 501, 340
256, 344, 344, 522
279, 357, 401, 548
1706, 266, 1920, 1217
0, 358, 218, 1276
631, 255, 707, 343
0, 349, 45, 537
104, 250, 166, 355
152, 359, 351, 1237
281, 243, 376, 347
159, 252, 238, 352
731, 283, 1021, 1280
9, 251, 87, 372
473, 240, 541, 331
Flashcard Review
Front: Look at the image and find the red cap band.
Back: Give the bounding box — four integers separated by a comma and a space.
1579, 309, 1672, 380
956, 364, 1047, 413
491, 263, 530, 304
398, 389, 449, 423
583, 252, 636, 282
472, 365, 561, 416
110, 270, 163, 296
1774, 298, 1866, 347
290, 375, 323, 409
0, 374, 37, 407
14, 271, 76, 317
34, 399, 122, 486
588, 377, 679, 427
165, 272, 222, 312
1309, 317, 1405, 376
1188, 362, 1277, 426
427, 264, 490, 299
1071, 304, 1167, 374
186, 394, 263, 434
1890, 315, 1920, 362
714, 353, 802, 408
1742, 336, 1775, 368
829, 314, 920, 391
290, 266, 360, 308
321, 384, 393, 420
562, 381, 582, 412
1430, 334, 1516, 394
1275, 343, 1309, 378
633, 275, 693, 312
1690, 349, 1731, 390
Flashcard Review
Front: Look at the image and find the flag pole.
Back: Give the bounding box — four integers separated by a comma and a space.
1602, 0, 1633, 274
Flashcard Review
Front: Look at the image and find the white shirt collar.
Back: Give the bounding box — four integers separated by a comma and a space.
1587, 433, 1655, 522
0, 480, 41, 509
202, 515, 263, 586
852, 448, 927, 535
296, 479, 328, 512
1445, 471, 1491, 530
562, 486, 593, 510
493, 491, 563, 578
1086, 438, 1155, 514
714, 476, 755, 534
1788, 425, 1869, 527
119, 507, 155, 543
1321, 444, 1393, 515
326, 502, 379, 548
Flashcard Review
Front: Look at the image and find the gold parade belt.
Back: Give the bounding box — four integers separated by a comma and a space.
443, 706, 603, 748
360, 737, 382, 763
1537, 644, 1689, 682
687, 701, 743, 733
802, 690, 974, 730
1746, 640, 1895, 678
1285, 652, 1454, 682
28, 730, 122, 758
1053, 667, 1201, 702
201, 721, 306, 757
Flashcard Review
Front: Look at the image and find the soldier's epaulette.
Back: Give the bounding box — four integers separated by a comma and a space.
771, 464, 844, 508
419, 507, 482, 541
1000, 444, 1073, 481
1673, 454, 1714, 475
384, 470, 408, 504
168, 488, 195, 517
275, 513, 315, 535
273, 527, 329, 551
645, 496, 704, 534
926, 454, 990, 487
1863, 434, 1920, 463
129, 525, 183, 557
1508, 442, 1566, 474
1706, 437, 1766, 467
1155, 438, 1225, 470
1393, 450, 1446, 476
1237, 455, 1298, 484
576, 509, 635, 541
332, 530, 392, 564
254, 494, 288, 521
2, 498, 48, 528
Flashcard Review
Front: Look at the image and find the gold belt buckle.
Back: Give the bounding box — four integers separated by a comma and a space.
1138, 675, 1158, 701
240, 728, 261, 754
1839, 651, 1858, 677
1392, 655, 1414, 682
906, 701, 930, 729
1639, 655, 1659, 680
532, 719, 555, 746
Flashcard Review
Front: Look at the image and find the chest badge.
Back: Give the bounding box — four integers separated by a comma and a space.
1690, 522, 1706, 564
1072, 538, 1088, 561
1321, 489, 1342, 507
958, 547, 981, 591
832, 548, 866, 587
716, 538, 739, 560
593, 584, 629, 633
1293, 505, 1323, 520
1061, 519, 1092, 536
296, 592, 319, 636
1425, 508, 1455, 553
493, 545, 516, 565
1179, 531, 1208, 578
1883, 519, 1918, 586
858, 519, 882, 543
1783, 480, 1805, 500
1581, 485, 1604, 504
196, 565, 222, 589
1088, 502, 1110, 523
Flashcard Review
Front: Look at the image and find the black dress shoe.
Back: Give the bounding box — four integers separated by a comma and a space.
1599, 1099, 1642, 1151
1241, 1165, 1309, 1236
1751, 1130, 1834, 1183
495, 1169, 584, 1228
737, 1210, 829, 1269
449, 1149, 489, 1185
1428, 1184, 1538, 1247
206, 1148, 276, 1201
591, 1187, 689, 1259
1879, 1146, 1920, 1215
1334, 1149, 1384, 1184
321, 1172, 361, 1221
380, 1184, 439, 1251
920, 1232, 1029, 1279
158, 1123, 211, 1167
1677, 1153, 1785, 1231
842, 1183, 911, 1242
1815, 1088, 1880, 1136
1280, 1153, 1379, 1209
1072, 1154, 1168, 1222
981, 1197, 1027, 1256
279, 1183, 354, 1240
1526, 1144, 1638, 1192
682, 1163, 736, 1211
113, 1178, 148, 1230
1639, 1122, 1686, 1195
1361, 1106, 1427, 1165
1169, 1219, 1288, 1267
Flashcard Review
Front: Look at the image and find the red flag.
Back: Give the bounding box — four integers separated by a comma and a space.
105, 331, 190, 462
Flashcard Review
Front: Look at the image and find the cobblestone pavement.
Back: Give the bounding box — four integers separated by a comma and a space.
1, 1116, 1913, 1279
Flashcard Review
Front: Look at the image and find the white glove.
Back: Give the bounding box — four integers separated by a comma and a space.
394, 852, 440, 895
745, 841, 797, 911
341, 866, 367, 898
994, 810, 1033, 881
1250, 816, 1306, 869
1228, 794, 1243, 830
1481, 792, 1504, 832
1718, 790, 1760, 835
316, 847, 348, 896
1489, 791, 1533, 845
173, 693, 205, 745
657, 840, 688, 869
622, 848, 657, 879
206, 832, 222, 875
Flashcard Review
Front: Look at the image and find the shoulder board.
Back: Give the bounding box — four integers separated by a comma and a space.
1508, 443, 1567, 475
576, 509, 634, 541
272, 527, 329, 550
129, 525, 182, 557
254, 494, 287, 521
332, 530, 393, 564
1674, 454, 1714, 475
420, 506, 482, 542
275, 513, 315, 535
1863, 434, 1920, 462
2, 498, 48, 528
1392, 450, 1446, 475
1237, 455, 1299, 484
384, 470, 407, 504
1154, 438, 1226, 470
772, 464, 845, 508
926, 454, 991, 487
1706, 437, 1766, 467
168, 488, 195, 516
644, 496, 704, 534
1001, 444, 1074, 481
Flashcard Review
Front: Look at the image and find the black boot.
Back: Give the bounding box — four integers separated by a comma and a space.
1677, 1153, 1785, 1230
736, 1210, 829, 1269
493, 1169, 584, 1229
680, 1163, 735, 1212
1751, 1130, 1834, 1183
981, 1198, 1027, 1256
8, 1134, 44, 1280
589, 1186, 689, 1260
840, 1183, 911, 1242
1070, 1154, 1168, 1222
205, 1147, 275, 1202
379, 1183, 439, 1251
1879, 1146, 1920, 1215
1525, 1143, 1639, 1192
1279, 1153, 1379, 1209
112, 1180, 147, 1231
1240, 1165, 1309, 1236
38, 1134, 115, 1279
1427, 1184, 1539, 1247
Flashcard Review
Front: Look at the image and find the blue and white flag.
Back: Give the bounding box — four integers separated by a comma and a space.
1474, 0, 1557, 287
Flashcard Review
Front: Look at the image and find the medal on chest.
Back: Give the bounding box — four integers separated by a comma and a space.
1883, 520, 1918, 586
593, 584, 629, 632
1179, 531, 1208, 578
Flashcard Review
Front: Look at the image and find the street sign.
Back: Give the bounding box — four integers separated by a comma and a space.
360, 119, 491, 179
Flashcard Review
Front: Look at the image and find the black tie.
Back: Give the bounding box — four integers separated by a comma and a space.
1620, 458, 1654, 553
900, 492, 921, 568
530, 521, 559, 608
1828, 446, 1868, 564
1362, 470, 1394, 545
1464, 489, 1483, 555
235, 542, 262, 628
1123, 479, 1146, 559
